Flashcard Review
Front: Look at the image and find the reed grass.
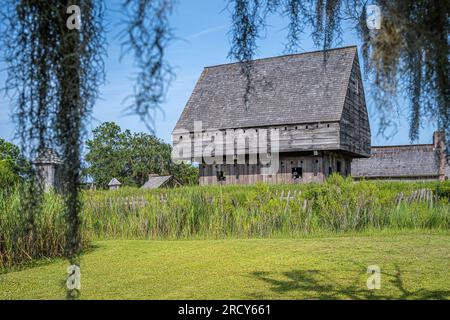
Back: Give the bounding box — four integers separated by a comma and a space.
82, 176, 450, 240
1, 175, 449, 270
0, 188, 88, 270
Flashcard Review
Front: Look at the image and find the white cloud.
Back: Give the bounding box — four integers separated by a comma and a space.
185, 24, 229, 41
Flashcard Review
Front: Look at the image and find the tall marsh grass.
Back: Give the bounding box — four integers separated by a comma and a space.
82, 176, 450, 240
1, 175, 449, 269
0, 188, 88, 270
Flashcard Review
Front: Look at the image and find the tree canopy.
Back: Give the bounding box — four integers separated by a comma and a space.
0, 138, 21, 164
0, 138, 22, 190
0, 138, 29, 176
85, 122, 198, 189
0, 159, 20, 190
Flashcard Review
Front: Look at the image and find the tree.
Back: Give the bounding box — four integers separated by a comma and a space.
0, 138, 20, 161
0, 139, 22, 191
169, 162, 199, 186
0, 159, 20, 191
85, 122, 198, 189
0, 138, 21, 168
0, 138, 29, 176
85, 122, 132, 188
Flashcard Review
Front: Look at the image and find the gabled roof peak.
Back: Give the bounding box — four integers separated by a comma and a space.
204, 45, 357, 70
108, 178, 121, 186
34, 148, 63, 165
174, 45, 359, 133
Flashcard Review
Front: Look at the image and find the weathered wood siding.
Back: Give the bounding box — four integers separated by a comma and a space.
352, 145, 439, 179
199, 151, 352, 185
446, 157, 450, 180
276, 123, 341, 152
35, 163, 63, 192
352, 131, 449, 181
339, 55, 371, 158
173, 122, 341, 161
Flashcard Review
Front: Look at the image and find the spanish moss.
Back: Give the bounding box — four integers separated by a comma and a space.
284, 0, 310, 53
227, 0, 265, 108
226, 0, 449, 143
120, 0, 175, 133
1, 0, 105, 298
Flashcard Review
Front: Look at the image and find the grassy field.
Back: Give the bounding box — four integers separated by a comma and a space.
1, 232, 449, 300
2, 177, 450, 269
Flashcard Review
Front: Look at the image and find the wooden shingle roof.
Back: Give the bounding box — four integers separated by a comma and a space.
141, 175, 181, 189
174, 46, 358, 132
108, 178, 121, 186
34, 149, 63, 165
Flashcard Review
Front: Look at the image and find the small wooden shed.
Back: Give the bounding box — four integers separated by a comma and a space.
34, 149, 63, 192
141, 174, 182, 189
108, 178, 122, 190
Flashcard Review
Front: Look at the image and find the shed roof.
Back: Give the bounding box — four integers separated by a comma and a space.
141, 175, 179, 189
34, 149, 63, 165
108, 178, 121, 186
174, 46, 357, 132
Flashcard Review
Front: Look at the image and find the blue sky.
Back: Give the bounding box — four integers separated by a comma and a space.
0, 0, 437, 147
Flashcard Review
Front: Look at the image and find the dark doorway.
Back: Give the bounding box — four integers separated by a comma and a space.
216, 171, 226, 182
314, 159, 319, 176
292, 167, 302, 180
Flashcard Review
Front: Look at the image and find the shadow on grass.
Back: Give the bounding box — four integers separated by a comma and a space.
248, 265, 450, 300
0, 243, 102, 275
389, 265, 450, 300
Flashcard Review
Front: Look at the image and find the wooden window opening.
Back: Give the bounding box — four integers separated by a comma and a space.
292, 167, 302, 180
217, 170, 226, 182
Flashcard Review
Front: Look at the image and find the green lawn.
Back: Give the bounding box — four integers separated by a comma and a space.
1, 232, 449, 299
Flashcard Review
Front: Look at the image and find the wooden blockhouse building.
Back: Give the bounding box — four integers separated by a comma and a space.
173, 46, 371, 185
